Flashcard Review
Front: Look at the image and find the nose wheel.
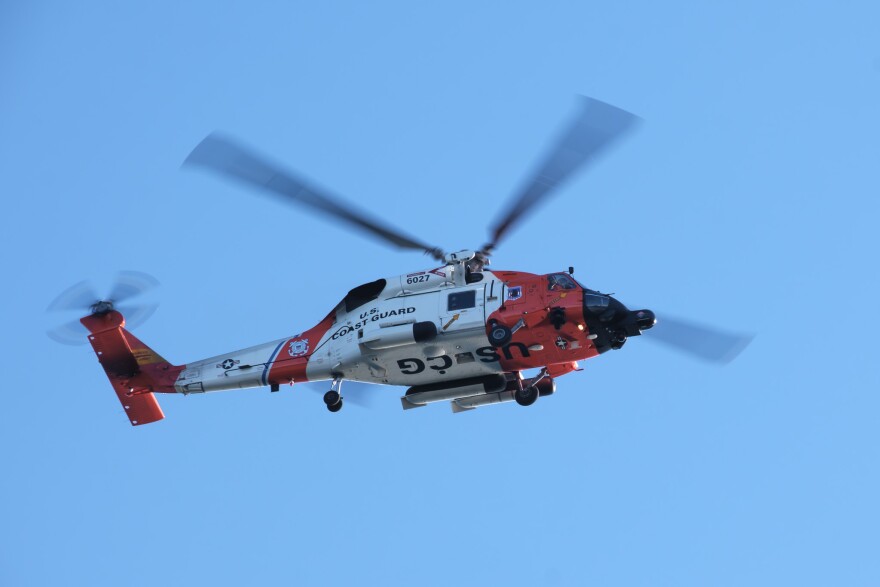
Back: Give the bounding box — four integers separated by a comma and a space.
324, 379, 344, 412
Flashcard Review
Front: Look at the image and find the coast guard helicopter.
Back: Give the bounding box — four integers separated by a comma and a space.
48, 97, 752, 426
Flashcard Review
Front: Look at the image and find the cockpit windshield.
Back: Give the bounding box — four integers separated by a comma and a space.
584, 292, 610, 314
547, 273, 578, 291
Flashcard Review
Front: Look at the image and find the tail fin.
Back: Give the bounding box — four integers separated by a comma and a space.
81, 311, 183, 426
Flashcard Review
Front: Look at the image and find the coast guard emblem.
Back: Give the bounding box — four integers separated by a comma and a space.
288, 338, 309, 357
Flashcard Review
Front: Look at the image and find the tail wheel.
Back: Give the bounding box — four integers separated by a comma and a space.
323, 390, 343, 412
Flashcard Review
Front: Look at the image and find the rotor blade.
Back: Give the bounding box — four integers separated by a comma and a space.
46, 318, 89, 345
647, 315, 754, 364
108, 271, 160, 305
116, 303, 159, 331
486, 96, 641, 251
184, 133, 444, 260
47, 280, 100, 312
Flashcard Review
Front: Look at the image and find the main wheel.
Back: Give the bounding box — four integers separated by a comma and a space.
514, 385, 539, 407
488, 322, 512, 347
327, 399, 343, 413
323, 390, 341, 406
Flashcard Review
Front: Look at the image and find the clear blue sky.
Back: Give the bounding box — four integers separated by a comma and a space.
3, 2, 879, 585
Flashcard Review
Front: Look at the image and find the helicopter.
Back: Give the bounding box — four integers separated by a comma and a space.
48, 97, 752, 426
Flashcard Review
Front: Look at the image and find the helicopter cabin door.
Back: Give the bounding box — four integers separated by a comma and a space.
438, 284, 486, 336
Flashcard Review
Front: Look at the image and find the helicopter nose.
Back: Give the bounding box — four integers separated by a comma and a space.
634, 309, 656, 330
581, 293, 655, 352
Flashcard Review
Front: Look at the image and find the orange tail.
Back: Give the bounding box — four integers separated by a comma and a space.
81, 311, 183, 426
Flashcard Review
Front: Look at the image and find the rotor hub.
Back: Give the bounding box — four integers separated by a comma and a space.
89, 300, 115, 315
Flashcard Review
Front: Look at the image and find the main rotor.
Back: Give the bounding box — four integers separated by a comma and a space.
182, 97, 753, 364
183, 96, 639, 270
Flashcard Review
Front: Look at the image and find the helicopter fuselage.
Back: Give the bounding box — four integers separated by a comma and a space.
170, 262, 651, 403
79, 257, 655, 423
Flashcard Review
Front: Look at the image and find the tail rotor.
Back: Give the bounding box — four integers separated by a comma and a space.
46, 271, 160, 345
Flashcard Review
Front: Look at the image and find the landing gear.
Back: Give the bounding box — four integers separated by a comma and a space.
514, 385, 539, 407
488, 321, 512, 347
513, 368, 549, 407
324, 379, 344, 412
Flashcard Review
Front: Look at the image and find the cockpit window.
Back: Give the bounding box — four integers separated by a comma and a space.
584, 293, 610, 314
548, 273, 578, 291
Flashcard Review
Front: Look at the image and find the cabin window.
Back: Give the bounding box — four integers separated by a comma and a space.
448, 290, 477, 311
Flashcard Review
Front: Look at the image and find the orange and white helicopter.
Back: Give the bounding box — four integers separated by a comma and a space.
48, 97, 752, 426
